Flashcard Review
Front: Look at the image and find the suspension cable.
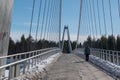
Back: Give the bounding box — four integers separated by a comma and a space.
40, 0, 47, 40
46, 0, 54, 41
86, 0, 92, 47
109, 0, 115, 50
76, 0, 83, 49
109, 0, 114, 35
35, 0, 42, 42
96, 0, 101, 35
92, 0, 98, 39
43, 0, 51, 40
29, 0, 36, 51
89, 0, 95, 40
59, 0, 62, 48
29, 0, 35, 37
118, 0, 120, 18
51, 0, 57, 46
86, 0, 91, 36
49, 0, 56, 46
102, 0, 107, 36
84, 0, 89, 36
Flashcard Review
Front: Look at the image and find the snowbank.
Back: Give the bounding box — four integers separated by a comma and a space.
89, 55, 120, 78
74, 50, 120, 79
4, 52, 62, 80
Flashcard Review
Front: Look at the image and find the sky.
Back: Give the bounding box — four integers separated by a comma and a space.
10, 0, 120, 43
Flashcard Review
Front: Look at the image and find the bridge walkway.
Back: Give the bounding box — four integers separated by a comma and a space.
46, 54, 114, 80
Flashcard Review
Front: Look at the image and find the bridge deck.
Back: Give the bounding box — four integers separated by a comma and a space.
46, 54, 114, 80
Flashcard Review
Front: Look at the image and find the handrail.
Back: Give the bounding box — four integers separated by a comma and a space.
76, 48, 120, 66
0, 48, 60, 69
0, 47, 57, 59
0, 48, 61, 79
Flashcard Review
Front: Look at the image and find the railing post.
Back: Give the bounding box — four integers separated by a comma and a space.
10, 57, 15, 79
37, 51, 39, 64
14, 56, 20, 77
116, 52, 119, 65
8, 66, 13, 80
27, 52, 31, 70
35, 52, 37, 66
31, 52, 33, 67
23, 61, 26, 74
101, 50, 103, 59
106, 50, 108, 61
109, 51, 111, 62
98, 50, 100, 58
112, 51, 115, 64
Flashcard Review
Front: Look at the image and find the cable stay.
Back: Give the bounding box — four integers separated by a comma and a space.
102, 0, 107, 36
40, 0, 47, 40
43, 0, 51, 40
76, 0, 83, 48
35, 0, 42, 42
109, 0, 115, 50
92, 0, 98, 39
96, 0, 101, 36
29, 0, 36, 51
118, 0, 120, 18
89, 0, 95, 40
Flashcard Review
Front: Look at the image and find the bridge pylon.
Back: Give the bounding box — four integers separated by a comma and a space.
61, 26, 72, 53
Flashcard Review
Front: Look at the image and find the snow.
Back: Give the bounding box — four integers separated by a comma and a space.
89, 55, 120, 78
74, 50, 120, 78
3, 52, 62, 80
16, 52, 62, 79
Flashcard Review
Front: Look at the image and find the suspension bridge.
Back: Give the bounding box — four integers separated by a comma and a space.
0, 0, 120, 80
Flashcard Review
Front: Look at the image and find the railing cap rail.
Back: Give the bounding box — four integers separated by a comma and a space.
0, 48, 60, 69
0, 47, 57, 59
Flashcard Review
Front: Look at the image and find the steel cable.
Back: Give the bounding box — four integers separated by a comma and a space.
40, 0, 47, 40
35, 0, 42, 42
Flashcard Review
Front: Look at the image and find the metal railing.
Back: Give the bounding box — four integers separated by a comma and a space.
90, 48, 120, 66
0, 47, 61, 79
75, 48, 120, 66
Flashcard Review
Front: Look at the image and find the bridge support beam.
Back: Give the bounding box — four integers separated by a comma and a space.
0, 0, 14, 77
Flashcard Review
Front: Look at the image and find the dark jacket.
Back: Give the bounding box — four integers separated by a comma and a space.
84, 47, 90, 55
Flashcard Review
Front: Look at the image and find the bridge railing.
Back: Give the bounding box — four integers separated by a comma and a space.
75, 48, 120, 66
0, 47, 61, 79
74, 48, 120, 79
90, 48, 120, 66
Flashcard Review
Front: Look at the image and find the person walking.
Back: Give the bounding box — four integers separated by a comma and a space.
84, 46, 90, 61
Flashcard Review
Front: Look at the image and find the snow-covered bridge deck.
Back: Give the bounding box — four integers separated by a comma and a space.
46, 54, 114, 80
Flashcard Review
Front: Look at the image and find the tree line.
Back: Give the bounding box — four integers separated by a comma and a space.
8, 35, 120, 54
83, 35, 120, 51
8, 35, 82, 54
8, 35, 58, 55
